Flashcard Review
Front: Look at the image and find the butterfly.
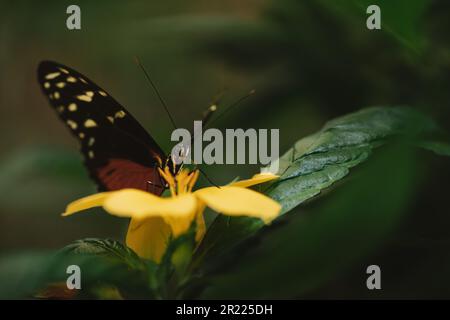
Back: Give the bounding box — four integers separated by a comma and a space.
37, 60, 178, 195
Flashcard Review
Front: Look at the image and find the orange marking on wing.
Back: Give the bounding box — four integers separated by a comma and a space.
97, 159, 164, 194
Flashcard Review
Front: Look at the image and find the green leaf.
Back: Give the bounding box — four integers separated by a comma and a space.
199, 143, 419, 298
60, 238, 146, 270
190, 107, 445, 284
158, 226, 197, 299
266, 106, 437, 215
189, 216, 263, 273
49, 238, 153, 299
416, 140, 450, 157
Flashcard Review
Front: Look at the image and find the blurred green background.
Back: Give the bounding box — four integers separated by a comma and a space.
0, 0, 449, 298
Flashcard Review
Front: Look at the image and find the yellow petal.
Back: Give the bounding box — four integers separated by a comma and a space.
195, 186, 281, 224
195, 206, 206, 243
230, 172, 278, 188
126, 217, 171, 263
62, 192, 112, 216
103, 189, 198, 237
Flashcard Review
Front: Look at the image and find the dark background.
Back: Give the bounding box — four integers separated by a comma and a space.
0, 0, 449, 298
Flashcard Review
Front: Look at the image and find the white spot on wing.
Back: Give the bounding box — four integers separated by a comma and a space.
67, 120, 77, 130
77, 94, 92, 102
67, 76, 77, 83
59, 68, 69, 74
84, 119, 97, 128
45, 72, 61, 80
68, 103, 77, 111
115, 110, 126, 118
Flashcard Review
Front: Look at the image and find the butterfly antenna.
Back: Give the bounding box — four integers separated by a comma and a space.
134, 56, 177, 129
205, 89, 255, 129
192, 89, 254, 188
202, 104, 217, 127
201, 87, 227, 126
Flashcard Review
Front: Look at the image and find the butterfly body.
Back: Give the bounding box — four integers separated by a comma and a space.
38, 60, 177, 194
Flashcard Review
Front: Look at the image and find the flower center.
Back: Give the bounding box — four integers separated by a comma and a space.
158, 167, 199, 196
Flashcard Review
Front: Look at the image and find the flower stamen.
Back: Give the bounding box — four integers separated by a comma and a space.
158, 167, 176, 195
158, 168, 200, 196
176, 170, 189, 195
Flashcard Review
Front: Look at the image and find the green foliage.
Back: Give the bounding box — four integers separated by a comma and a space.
189, 107, 446, 283
46, 238, 154, 299
416, 140, 450, 157
60, 238, 146, 270
199, 143, 419, 298
1, 107, 448, 299
266, 107, 438, 214
1, 0, 449, 299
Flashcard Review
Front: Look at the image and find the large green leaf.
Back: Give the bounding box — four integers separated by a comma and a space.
190, 107, 446, 284
265, 106, 437, 214
199, 143, 419, 298
46, 238, 154, 299
60, 238, 145, 270
416, 140, 450, 157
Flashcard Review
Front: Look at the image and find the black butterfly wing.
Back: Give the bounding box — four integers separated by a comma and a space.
37, 60, 166, 193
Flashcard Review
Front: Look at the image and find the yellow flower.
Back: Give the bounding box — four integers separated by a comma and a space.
62, 168, 280, 263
